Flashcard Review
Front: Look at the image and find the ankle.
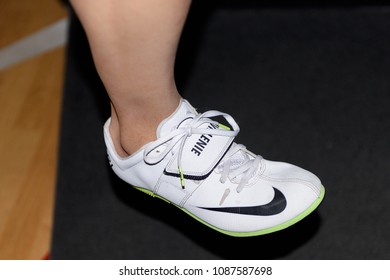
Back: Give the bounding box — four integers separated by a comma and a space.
109, 96, 181, 156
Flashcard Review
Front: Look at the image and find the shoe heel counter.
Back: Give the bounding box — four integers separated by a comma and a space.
103, 119, 125, 172
103, 119, 163, 190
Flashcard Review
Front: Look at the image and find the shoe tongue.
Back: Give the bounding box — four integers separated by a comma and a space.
157, 99, 198, 138
226, 144, 250, 169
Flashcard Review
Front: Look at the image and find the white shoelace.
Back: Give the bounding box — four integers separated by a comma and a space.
219, 143, 262, 193
143, 110, 261, 191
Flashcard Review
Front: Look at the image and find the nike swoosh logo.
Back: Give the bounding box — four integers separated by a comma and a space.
199, 187, 287, 216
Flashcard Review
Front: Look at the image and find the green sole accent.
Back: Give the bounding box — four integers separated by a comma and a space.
133, 185, 325, 237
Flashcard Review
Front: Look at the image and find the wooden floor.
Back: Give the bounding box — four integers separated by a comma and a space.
0, 0, 68, 259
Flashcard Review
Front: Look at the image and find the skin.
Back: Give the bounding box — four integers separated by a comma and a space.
70, 0, 192, 156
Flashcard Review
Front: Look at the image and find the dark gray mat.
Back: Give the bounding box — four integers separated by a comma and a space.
51, 3, 390, 259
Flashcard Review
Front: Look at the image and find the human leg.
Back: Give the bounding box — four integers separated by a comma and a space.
70, 0, 192, 156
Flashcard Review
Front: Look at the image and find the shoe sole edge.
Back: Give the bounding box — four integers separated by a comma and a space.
133, 185, 326, 237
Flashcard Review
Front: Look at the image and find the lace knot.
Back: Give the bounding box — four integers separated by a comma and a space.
144, 110, 241, 189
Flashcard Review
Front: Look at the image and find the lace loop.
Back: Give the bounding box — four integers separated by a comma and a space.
143, 110, 238, 165
143, 110, 260, 191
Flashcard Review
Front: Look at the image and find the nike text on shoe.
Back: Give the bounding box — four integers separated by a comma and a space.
103, 99, 325, 237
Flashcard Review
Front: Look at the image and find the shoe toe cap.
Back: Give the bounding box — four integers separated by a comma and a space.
259, 159, 322, 197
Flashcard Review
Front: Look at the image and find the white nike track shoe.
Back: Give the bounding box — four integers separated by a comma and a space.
104, 99, 325, 237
